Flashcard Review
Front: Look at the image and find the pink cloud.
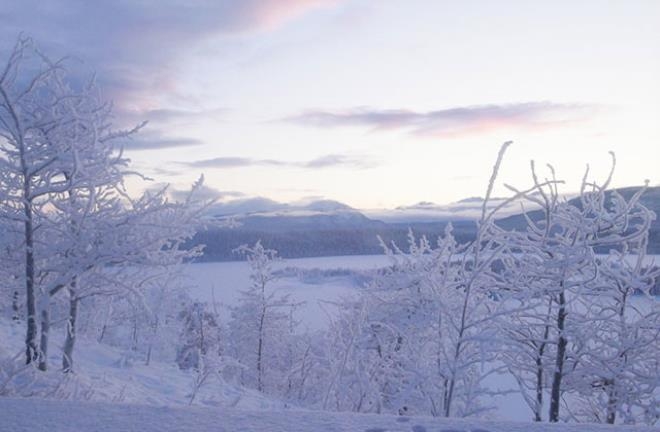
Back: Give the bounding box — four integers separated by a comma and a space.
0, 1, 346, 111
238, 0, 341, 32
285, 102, 599, 139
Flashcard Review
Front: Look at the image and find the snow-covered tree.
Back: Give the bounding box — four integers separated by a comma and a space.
571, 248, 659, 424
0, 37, 76, 366
143, 271, 191, 366
497, 156, 656, 423
0, 223, 22, 321
0, 37, 209, 372
327, 227, 505, 416
177, 301, 222, 371
57, 177, 208, 372
226, 241, 302, 395
0, 37, 137, 369
321, 143, 517, 417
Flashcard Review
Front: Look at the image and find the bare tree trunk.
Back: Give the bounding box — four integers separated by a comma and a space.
7, 84, 39, 367
12, 290, 19, 322
24, 202, 38, 365
444, 283, 472, 417
98, 299, 114, 343
534, 352, 544, 421
534, 312, 551, 422
257, 303, 266, 392
534, 297, 552, 422
297, 344, 312, 401
38, 307, 49, 371
605, 383, 617, 424
145, 315, 158, 366
98, 322, 107, 343
62, 286, 78, 373
549, 290, 567, 422
131, 315, 139, 351
606, 408, 616, 424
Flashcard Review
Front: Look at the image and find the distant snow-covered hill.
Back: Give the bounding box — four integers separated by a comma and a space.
206, 198, 353, 219
191, 187, 660, 261
365, 196, 528, 223
495, 186, 660, 254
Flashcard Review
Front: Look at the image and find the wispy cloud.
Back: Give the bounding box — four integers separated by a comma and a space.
283, 102, 598, 138
149, 167, 187, 178
181, 154, 375, 170
0, 1, 341, 107
169, 184, 245, 203
145, 182, 245, 203
136, 108, 227, 124
305, 154, 360, 168
123, 131, 204, 151
181, 157, 285, 169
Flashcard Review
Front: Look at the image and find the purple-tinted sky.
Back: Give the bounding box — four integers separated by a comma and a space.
2, 0, 659, 208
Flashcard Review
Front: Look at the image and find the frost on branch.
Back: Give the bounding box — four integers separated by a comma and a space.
496, 155, 658, 423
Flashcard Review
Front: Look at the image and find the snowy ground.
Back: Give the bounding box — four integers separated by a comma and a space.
0, 320, 282, 410
2, 397, 657, 432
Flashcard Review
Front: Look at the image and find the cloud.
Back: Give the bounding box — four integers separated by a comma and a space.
182, 157, 281, 169
0, 1, 341, 107
169, 184, 245, 203
304, 154, 366, 168
149, 167, 187, 178
122, 131, 204, 151
283, 102, 598, 138
207, 197, 290, 216
112, 109, 224, 151
203, 196, 356, 216
181, 154, 375, 170
145, 181, 246, 203
122, 107, 228, 125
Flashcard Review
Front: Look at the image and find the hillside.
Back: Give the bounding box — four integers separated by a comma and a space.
191, 220, 478, 261
495, 186, 660, 254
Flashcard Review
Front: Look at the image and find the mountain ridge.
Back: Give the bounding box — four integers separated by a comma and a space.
192, 186, 660, 261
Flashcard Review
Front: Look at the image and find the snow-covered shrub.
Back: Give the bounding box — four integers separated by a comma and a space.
177, 302, 222, 370
225, 241, 305, 396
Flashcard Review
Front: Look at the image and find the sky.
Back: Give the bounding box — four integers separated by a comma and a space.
2, 0, 659, 209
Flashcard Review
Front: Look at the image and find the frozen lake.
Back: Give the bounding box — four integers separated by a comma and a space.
183, 255, 390, 331
183, 253, 659, 331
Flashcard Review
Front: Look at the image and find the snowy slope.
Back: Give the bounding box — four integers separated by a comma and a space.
0, 320, 283, 410
2, 397, 657, 432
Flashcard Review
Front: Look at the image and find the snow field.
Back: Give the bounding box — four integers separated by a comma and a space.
2, 397, 657, 432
